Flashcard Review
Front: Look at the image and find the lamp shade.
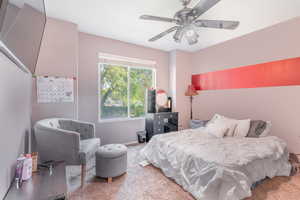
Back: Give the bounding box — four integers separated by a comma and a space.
185, 85, 198, 96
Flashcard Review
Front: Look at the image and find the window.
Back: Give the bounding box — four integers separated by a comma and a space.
99, 63, 155, 121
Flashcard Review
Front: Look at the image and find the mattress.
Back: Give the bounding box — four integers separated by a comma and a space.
140, 128, 291, 200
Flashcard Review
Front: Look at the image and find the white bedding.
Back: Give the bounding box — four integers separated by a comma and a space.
140, 128, 291, 200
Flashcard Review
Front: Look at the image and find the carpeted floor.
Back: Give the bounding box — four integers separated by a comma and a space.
69, 144, 300, 200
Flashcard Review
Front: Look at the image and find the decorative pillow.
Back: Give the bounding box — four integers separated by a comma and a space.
191, 120, 210, 129
217, 118, 237, 137
208, 114, 223, 124
210, 114, 251, 137
205, 122, 229, 138
246, 120, 267, 138
208, 114, 237, 137
260, 121, 271, 137
233, 119, 251, 137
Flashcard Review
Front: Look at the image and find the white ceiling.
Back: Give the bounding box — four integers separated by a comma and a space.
45, 0, 300, 52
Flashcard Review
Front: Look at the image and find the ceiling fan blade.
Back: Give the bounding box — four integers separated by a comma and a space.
191, 0, 221, 19
194, 19, 240, 29
149, 26, 179, 42
140, 15, 176, 23
173, 27, 185, 43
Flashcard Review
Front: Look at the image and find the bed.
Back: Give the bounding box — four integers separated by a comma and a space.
140, 125, 291, 200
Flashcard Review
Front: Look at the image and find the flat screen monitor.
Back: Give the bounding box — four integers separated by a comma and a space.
0, 0, 46, 74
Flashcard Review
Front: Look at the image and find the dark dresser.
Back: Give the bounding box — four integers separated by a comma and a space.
145, 112, 178, 141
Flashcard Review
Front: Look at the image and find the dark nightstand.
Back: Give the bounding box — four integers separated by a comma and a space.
145, 112, 178, 141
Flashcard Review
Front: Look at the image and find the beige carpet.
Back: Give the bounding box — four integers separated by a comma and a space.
70, 144, 300, 200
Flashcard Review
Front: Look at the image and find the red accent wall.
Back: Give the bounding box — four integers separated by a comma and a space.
192, 57, 300, 90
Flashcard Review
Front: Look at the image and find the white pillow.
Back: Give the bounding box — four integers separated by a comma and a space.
205, 123, 229, 138
209, 113, 223, 124
210, 114, 251, 137
233, 119, 251, 137
209, 114, 237, 137
260, 121, 271, 137
216, 118, 237, 137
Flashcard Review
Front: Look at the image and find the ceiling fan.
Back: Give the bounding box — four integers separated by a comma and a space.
140, 0, 240, 45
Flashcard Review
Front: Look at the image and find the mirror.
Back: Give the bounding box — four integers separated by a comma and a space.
156, 89, 168, 111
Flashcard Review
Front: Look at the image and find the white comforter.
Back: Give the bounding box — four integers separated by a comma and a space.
140, 128, 291, 200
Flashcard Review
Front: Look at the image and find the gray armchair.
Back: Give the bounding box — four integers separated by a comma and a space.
34, 118, 100, 187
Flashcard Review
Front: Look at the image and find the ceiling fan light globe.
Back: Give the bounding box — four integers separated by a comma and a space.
185, 29, 199, 45
188, 39, 198, 45
186, 29, 195, 37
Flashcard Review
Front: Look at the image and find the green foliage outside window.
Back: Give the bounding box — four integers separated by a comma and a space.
100, 64, 154, 120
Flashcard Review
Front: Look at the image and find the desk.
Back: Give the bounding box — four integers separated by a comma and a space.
5, 162, 67, 200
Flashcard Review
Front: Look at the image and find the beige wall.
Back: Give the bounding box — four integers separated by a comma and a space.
33, 17, 78, 123
78, 32, 169, 144
191, 17, 300, 153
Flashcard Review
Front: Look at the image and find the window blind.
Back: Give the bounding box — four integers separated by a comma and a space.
98, 53, 156, 68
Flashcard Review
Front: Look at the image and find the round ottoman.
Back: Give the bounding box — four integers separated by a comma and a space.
95, 144, 127, 183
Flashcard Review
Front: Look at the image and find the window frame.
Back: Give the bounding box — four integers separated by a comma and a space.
98, 62, 156, 123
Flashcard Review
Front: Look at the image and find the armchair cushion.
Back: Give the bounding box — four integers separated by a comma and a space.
47, 119, 60, 129
59, 119, 95, 140
75, 121, 95, 140
79, 138, 101, 165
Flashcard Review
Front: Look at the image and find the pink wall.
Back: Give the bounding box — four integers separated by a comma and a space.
191, 17, 300, 153
169, 50, 193, 129
33, 17, 78, 123
33, 17, 169, 145
2, 4, 45, 73
1, 3, 19, 33
33, 16, 300, 151
0, 52, 32, 199
78, 32, 169, 144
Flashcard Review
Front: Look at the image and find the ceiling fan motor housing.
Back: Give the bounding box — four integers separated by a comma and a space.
174, 7, 200, 45
180, 0, 192, 7
174, 8, 195, 25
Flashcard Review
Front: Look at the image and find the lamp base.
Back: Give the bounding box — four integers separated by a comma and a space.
190, 96, 193, 120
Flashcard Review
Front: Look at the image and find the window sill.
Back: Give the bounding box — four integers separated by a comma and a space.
98, 117, 145, 124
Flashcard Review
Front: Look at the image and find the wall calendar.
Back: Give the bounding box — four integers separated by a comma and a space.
37, 76, 74, 103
